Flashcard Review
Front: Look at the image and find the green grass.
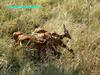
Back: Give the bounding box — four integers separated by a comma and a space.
0, 0, 100, 75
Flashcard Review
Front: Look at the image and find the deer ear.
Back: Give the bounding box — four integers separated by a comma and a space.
63, 24, 65, 28
63, 24, 68, 29
63, 24, 68, 34
63, 24, 66, 30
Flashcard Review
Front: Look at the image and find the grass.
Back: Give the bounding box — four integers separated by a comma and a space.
0, 0, 100, 75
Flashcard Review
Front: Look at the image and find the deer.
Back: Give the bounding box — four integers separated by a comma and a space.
11, 25, 74, 59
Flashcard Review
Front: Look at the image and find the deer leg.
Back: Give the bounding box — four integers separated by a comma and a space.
26, 40, 32, 47
48, 43, 57, 56
19, 41, 22, 47
61, 43, 74, 58
36, 49, 41, 61
52, 45, 58, 55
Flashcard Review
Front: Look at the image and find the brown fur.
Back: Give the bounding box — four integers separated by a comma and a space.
12, 27, 74, 59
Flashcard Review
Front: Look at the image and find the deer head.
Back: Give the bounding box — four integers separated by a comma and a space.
63, 24, 71, 39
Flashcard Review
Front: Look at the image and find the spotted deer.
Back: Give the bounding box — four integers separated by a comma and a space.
12, 25, 74, 59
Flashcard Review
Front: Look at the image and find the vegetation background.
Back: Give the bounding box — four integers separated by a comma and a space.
0, 0, 100, 75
